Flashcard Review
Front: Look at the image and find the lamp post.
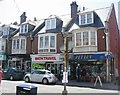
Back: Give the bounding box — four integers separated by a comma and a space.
105, 21, 109, 82
61, 27, 68, 95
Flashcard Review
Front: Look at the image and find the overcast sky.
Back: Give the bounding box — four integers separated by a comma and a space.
0, 0, 119, 25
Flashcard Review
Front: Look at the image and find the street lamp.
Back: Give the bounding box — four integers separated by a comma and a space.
105, 21, 109, 82
61, 27, 68, 95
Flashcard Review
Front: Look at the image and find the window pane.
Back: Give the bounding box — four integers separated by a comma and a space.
50, 36, 55, 48
20, 25, 24, 33
17, 39, 19, 49
81, 15, 86, 24
21, 39, 25, 49
13, 40, 16, 49
45, 20, 50, 30
25, 24, 27, 32
40, 37, 43, 48
87, 13, 92, 23
91, 32, 96, 45
83, 32, 89, 45
45, 36, 49, 48
51, 19, 56, 29
76, 33, 82, 46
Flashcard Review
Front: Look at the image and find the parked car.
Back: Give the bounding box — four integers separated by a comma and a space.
3, 67, 24, 80
24, 69, 58, 84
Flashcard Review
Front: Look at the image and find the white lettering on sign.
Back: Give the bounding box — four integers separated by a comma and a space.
35, 56, 56, 60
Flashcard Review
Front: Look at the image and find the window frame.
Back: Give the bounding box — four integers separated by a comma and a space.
3, 27, 9, 36
45, 18, 56, 30
12, 38, 26, 50
20, 24, 28, 34
75, 31, 97, 47
38, 33, 56, 53
79, 12, 94, 25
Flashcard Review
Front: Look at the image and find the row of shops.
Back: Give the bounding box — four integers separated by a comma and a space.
0, 52, 114, 82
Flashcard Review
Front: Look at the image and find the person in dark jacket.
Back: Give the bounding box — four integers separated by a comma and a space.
76, 64, 81, 82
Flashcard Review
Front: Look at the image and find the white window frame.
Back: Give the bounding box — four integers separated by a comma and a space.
38, 33, 56, 53
21, 39, 25, 49
12, 38, 26, 50
75, 31, 97, 47
45, 18, 56, 30
79, 12, 94, 25
20, 24, 28, 33
3, 27, 9, 36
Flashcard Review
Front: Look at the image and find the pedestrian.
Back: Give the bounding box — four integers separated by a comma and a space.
76, 64, 81, 82
0, 68, 4, 84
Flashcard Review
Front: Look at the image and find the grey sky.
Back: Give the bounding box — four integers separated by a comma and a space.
0, 0, 119, 25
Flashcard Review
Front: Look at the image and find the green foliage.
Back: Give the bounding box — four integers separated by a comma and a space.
32, 63, 45, 69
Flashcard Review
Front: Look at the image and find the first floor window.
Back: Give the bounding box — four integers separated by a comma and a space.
17, 39, 19, 49
39, 34, 56, 53
76, 33, 82, 46
91, 32, 96, 45
50, 36, 55, 48
83, 32, 89, 45
45, 36, 49, 48
13, 40, 16, 49
75, 31, 96, 47
21, 39, 25, 49
40, 37, 43, 48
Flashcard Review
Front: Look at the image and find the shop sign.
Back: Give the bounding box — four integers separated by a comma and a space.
35, 56, 56, 60
74, 54, 106, 61
0, 55, 6, 60
31, 54, 60, 62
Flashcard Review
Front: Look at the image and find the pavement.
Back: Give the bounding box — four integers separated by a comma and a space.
57, 80, 119, 91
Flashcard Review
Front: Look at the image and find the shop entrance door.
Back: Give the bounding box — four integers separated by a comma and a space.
46, 63, 63, 76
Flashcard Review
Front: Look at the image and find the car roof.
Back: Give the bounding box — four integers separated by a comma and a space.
33, 69, 50, 72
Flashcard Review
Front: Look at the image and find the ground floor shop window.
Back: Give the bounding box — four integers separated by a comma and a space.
69, 61, 106, 82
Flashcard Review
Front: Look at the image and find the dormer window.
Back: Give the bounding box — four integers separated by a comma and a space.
79, 12, 94, 25
20, 24, 28, 33
3, 27, 9, 36
45, 18, 56, 30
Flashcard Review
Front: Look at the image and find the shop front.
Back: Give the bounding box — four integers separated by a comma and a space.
69, 53, 114, 82
30, 54, 64, 78
0, 52, 7, 69
8, 54, 31, 72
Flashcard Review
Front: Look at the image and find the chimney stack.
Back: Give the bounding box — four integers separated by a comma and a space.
20, 12, 27, 24
70, 1, 78, 18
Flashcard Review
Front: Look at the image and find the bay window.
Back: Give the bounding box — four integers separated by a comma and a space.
39, 34, 56, 53
75, 31, 96, 47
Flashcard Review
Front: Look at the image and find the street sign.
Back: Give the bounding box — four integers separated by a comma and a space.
62, 72, 68, 83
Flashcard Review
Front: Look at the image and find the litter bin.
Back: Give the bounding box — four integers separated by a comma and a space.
16, 84, 37, 95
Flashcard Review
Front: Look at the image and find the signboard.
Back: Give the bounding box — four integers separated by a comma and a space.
74, 54, 106, 61
30, 54, 61, 62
